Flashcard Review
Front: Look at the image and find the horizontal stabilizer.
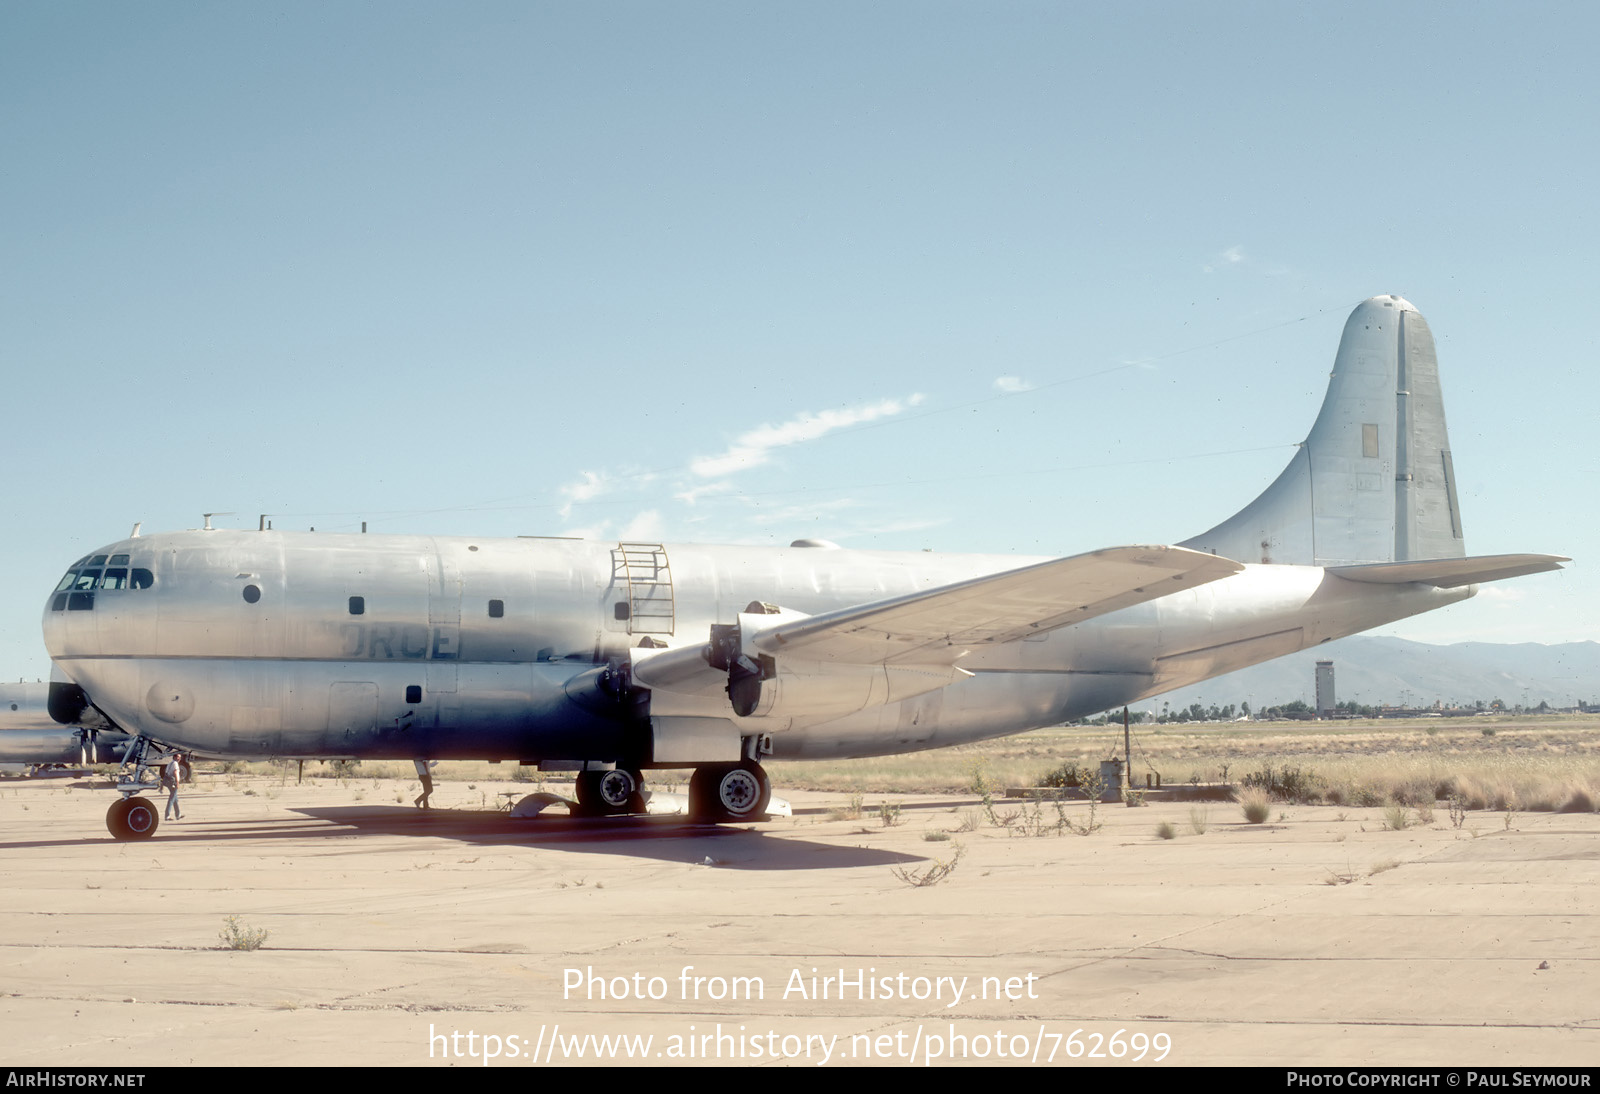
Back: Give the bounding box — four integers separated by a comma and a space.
1328, 553, 1568, 588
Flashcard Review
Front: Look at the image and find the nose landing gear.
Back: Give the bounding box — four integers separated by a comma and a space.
107, 795, 159, 839
103, 735, 181, 840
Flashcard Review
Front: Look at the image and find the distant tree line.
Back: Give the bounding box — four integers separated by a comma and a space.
1070, 695, 1593, 725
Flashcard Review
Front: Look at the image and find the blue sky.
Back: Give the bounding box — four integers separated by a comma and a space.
2, 1, 1593, 675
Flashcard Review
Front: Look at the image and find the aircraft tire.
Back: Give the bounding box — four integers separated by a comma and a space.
107, 796, 159, 840
690, 761, 770, 822
575, 769, 644, 815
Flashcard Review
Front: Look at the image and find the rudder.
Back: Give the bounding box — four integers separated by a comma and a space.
1180, 295, 1466, 566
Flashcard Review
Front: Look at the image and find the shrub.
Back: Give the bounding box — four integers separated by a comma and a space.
1038, 761, 1088, 788
219, 915, 269, 951
1240, 764, 1323, 803
1238, 788, 1271, 824
1559, 789, 1596, 814
891, 844, 963, 887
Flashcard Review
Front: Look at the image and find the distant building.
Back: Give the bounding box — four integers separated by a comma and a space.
1315, 660, 1335, 718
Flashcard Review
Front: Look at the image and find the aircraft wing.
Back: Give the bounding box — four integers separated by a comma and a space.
750, 545, 1243, 664
632, 546, 1243, 694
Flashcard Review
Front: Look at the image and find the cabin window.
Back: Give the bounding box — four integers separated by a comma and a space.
348, 596, 364, 615
242, 584, 261, 604
488, 599, 504, 618
102, 568, 128, 590
405, 685, 422, 704
131, 568, 154, 589
614, 602, 630, 621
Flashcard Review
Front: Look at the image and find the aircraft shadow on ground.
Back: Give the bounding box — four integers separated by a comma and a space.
0, 805, 925, 869
286, 805, 925, 868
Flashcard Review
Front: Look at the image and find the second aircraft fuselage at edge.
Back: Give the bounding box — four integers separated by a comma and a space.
43, 529, 1468, 765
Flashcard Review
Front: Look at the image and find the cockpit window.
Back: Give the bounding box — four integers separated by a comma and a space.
51, 560, 154, 609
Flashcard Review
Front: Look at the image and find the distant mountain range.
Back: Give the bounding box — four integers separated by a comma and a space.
1135, 637, 1600, 714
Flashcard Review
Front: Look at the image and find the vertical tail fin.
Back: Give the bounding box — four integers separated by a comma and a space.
1180, 294, 1466, 566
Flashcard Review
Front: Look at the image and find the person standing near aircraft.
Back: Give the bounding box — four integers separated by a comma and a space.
162, 753, 183, 820
413, 759, 436, 809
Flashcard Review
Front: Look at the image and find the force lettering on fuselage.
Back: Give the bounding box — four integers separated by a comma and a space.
339, 623, 457, 660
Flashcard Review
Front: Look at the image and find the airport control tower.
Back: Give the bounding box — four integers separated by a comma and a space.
1315, 660, 1336, 718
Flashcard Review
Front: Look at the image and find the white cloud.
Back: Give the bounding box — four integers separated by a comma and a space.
690, 395, 922, 479
620, 509, 663, 541
557, 520, 610, 541
994, 376, 1032, 393
741, 497, 861, 527
557, 470, 610, 517
675, 480, 735, 505
1202, 245, 1247, 274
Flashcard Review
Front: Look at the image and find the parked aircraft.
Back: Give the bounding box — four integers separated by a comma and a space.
0, 680, 129, 775
42, 295, 1565, 838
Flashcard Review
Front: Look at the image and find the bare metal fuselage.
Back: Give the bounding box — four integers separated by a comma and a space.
42, 530, 1469, 764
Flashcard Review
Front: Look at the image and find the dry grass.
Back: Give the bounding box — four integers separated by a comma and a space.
193, 715, 1600, 814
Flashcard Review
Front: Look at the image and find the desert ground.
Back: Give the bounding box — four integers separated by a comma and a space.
1, 734, 1596, 1067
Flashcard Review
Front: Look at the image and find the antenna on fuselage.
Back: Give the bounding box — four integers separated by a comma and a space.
129, 522, 142, 538
201, 512, 235, 531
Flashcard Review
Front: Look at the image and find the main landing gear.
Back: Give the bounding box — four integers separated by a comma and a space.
689, 760, 771, 822
572, 759, 772, 823
574, 767, 646, 816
